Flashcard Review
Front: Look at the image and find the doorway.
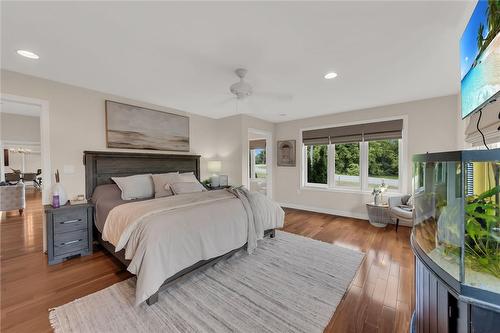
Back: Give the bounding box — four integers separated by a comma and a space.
1, 94, 51, 253
0, 94, 51, 204
247, 128, 273, 198
1, 100, 43, 214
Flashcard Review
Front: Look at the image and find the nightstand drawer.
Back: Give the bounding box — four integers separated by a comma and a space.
54, 230, 88, 256
53, 210, 88, 234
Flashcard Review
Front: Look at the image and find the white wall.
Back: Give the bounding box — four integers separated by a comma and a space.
2, 69, 466, 220
274, 95, 459, 219
0, 112, 42, 177
1, 70, 221, 201
1, 70, 279, 201
1, 112, 41, 142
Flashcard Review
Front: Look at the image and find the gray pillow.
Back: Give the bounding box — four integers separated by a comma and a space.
178, 172, 198, 183
151, 172, 179, 198
170, 182, 206, 195
112, 174, 154, 200
401, 194, 411, 205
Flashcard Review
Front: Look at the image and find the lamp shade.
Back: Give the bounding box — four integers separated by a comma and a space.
207, 160, 222, 173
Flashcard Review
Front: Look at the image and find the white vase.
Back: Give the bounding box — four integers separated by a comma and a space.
52, 183, 68, 206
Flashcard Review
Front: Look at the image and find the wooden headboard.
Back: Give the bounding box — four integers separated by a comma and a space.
83, 151, 200, 199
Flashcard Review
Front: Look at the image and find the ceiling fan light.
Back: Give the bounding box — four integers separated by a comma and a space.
324, 72, 338, 79
230, 80, 253, 99
16, 50, 39, 59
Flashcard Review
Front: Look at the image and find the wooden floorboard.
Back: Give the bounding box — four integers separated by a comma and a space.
1, 190, 414, 332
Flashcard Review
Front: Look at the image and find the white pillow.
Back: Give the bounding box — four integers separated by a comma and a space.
178, 172, 198, 183
151, 172, 179, 198
170, 181, 206, 195
112, 174, 154, 200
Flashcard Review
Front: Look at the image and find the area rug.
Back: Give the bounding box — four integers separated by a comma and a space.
49, 231, 364, 333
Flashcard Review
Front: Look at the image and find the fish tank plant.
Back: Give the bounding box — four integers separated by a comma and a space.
412, 149, 500, 305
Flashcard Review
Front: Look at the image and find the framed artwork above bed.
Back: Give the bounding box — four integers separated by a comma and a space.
105, 100, 190, 151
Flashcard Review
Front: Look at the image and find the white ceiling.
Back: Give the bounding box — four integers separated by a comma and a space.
0, 100, 41, 117
1, 1, 474, 122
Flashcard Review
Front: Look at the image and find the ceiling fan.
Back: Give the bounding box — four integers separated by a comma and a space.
229, 68, 253, 99
228, 68, 292, 102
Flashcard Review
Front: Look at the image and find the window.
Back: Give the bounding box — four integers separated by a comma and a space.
302, 119, 404, 192
334, 143, 360, 188
368, 139, 399, 190
249, 148, 266, 179
305, 144, 327, 184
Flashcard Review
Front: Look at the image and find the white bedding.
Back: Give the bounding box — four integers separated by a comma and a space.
102, 189, 284, 305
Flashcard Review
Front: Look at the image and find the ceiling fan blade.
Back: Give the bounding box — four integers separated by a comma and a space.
208, 95, 236, 108
253, 91, 294, 102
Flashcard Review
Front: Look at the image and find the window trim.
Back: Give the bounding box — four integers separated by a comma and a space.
300, 116, 408, 195
303, 144, 328, 187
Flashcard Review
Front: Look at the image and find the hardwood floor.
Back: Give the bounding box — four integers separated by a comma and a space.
1, 190, 414, 333
285, 209, 415, 333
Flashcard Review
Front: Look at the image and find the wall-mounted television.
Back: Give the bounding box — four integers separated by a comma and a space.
460, 0, 500, 119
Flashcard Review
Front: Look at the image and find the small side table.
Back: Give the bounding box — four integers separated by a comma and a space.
45, 202, 93, 265
366, 202, 392, 228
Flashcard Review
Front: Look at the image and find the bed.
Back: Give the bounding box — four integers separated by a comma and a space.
84, 151, 284, 306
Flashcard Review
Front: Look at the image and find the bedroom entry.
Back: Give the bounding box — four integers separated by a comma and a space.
0, 97, 45, 221
248, 128, 272, 198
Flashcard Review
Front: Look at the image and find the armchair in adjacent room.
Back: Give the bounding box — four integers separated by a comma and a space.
0, 183, 26, 215
388, 194, 414, 230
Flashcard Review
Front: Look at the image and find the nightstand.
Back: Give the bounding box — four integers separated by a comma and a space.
45, 202, 93, 265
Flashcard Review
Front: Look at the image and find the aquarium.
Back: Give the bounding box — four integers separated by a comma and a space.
412, 149, 500, 305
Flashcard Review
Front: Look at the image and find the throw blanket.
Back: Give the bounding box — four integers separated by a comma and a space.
102, 189, 284, 304
228, 186, 284, 253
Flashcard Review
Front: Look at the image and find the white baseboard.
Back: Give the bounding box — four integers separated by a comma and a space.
279, 202, 369, 220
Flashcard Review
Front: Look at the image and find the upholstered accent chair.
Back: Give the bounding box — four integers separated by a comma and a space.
388, 194, 414, 230
0, 183, 26, 215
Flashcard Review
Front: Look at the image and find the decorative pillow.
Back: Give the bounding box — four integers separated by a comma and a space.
401, 194, 411, 205
111, 174, 154, 200
406, 195, 414, 206
151, 172, 179, 198
170, 181, 206, 195
177, 172, 198, 183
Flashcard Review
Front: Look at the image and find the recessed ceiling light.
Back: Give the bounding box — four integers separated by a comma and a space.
324, 72, 338, 79
279, 113, 287, 116
16, 50, 39, 59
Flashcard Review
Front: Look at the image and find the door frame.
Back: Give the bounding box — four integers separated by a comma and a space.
1, 93, 51, 204
246, 128, 273, 199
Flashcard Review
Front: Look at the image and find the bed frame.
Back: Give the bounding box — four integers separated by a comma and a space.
83, 151, 276, 305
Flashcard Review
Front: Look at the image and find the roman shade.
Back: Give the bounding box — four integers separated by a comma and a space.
302, 119, 403, 145
464, 108, 500, 146
249, 139, 266, 149
363, 119, 404, 141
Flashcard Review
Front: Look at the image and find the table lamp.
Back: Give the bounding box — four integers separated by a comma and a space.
207, 160, 222, 187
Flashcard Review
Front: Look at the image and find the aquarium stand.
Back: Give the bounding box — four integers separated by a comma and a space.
411, 149, 500, 333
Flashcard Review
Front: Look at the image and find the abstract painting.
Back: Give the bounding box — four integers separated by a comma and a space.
277, 140, 296, 167
105, 100, 189, 151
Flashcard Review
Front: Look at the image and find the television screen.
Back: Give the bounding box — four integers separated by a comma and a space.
460, 0, 500, 118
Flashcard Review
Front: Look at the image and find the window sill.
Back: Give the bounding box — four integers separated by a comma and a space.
301, 185, 403, 196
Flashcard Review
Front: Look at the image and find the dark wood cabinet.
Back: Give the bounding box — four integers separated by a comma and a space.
413, 248, 499, 333
45, 203, 93, 265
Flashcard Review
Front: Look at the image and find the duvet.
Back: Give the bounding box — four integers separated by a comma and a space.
102, 188, 284, 305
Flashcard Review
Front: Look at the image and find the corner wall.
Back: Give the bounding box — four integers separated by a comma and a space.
215, 114, 275, 188
274, 95, 459, 219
